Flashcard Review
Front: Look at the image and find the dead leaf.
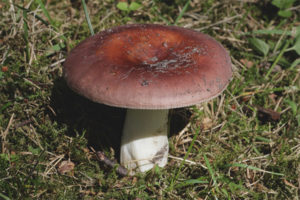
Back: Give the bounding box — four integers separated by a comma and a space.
242, 96, 251, 102
268, 93, 277, 104
231, 104, 236, 110
202, 117, 213, 130
1, 66, 8, 72
240, 59, 254, 68
58, 160, 75, 174
255, 183, 269, 192
257, 106, 280, 122
272, 65, 282, 73
80, 190, 96, 195
132, 177, 137, 185
283, 179, 298, 189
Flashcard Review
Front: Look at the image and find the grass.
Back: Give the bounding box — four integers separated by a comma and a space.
0, 0, 300, 199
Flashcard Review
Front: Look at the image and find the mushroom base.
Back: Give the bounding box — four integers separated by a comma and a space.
120, 109, 169, 174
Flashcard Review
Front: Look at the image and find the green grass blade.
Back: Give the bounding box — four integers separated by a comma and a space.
0, 102, 12, 113
174, 0, 190, 25
285, 99, 298, 116
229, 163, 285, 176
290, 58, 300, 69
35, 0, 67, 43
255, 136, 271, 143
169, 126, 200, 190
249, 38, 270, 57
36, 0, 68, 44
82, 0, 94, 35
243, 29, 293, 36
0, 193, 10, 200
36, 0, 54, 25
204, 154, 217, 186
265, 40, 290, 79
175, 178, 209, 189
14, 4, 49, 26
22, 9, 30, 62
152, 6, 170, 25
46, 43, 66, 56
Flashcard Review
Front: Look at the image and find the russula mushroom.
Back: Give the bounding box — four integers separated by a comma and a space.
63, 24, 232, 174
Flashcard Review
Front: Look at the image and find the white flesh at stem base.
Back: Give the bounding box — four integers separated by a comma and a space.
120, 109, 169, 175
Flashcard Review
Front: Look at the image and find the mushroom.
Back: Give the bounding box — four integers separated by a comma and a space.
63, 24, 232, 174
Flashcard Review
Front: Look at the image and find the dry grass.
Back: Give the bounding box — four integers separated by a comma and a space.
1, 0, 300, 199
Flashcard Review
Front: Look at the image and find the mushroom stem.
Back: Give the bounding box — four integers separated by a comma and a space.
120, 109, 169, 174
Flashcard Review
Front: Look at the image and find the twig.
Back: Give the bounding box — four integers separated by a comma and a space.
44, 154, 64, 176
168, 155, 207, 169
49, 58, 65, 68
93, 149, 128, 176
24, 150, 45, 183
195, 15, 242, 31
177, 122, 191, 139
14, 119, 32, 129
1, 113, 14, 153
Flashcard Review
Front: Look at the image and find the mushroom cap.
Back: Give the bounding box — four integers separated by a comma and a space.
63, 24, 232, 109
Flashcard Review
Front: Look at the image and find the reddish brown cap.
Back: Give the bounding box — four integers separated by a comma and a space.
63, 24, 232, 109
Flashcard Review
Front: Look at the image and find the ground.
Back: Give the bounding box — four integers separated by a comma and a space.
0, 0, 300, 199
